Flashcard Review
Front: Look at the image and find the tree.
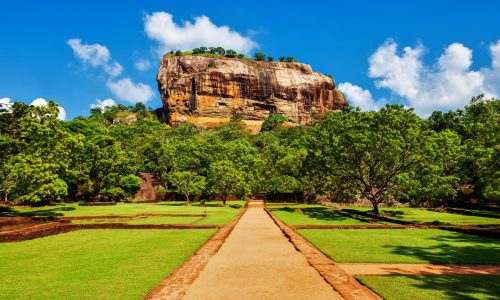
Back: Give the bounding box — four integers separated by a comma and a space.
261, 114, 288, 132
313, 105, 428, 215
267, 56, 274, 62
199, 46, 208, 53
175, 50, 182, 56
120, 174, 142, 197
279, 56, 286, 62
286, 56, 295, 62
225, 49, 237, 58
192, 48, 201, 54
208, 160, 247, 205
131, 102, 146, 112
237, 54, 245, 59
169, 171, 206, 205
214, 47, 225, 55
254, 52, 266, 61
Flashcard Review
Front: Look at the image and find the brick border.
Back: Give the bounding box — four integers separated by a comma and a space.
143, 203, 248, 300
265, 208, 382, 300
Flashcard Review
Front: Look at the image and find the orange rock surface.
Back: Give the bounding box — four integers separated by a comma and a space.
157, 54, 347, 131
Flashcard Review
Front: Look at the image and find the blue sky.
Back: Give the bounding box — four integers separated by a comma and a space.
1, 0, 500, 119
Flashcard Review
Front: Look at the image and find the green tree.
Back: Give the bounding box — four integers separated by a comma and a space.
120, 174, 142, 197
279, 56, 286, 62
225, 49, 237, 58
169, 171, 206, 205
208, 160, 247, 205
261, 114, 288, 132
286, 56, 295, 62
254, 52, 266, 61
314, 105, 428, 215
267, 56, 274, 62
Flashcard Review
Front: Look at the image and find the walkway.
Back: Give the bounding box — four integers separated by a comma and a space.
183, 201, 342, 300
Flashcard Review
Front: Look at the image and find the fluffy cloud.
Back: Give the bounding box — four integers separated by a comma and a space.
68, 39, 155, 104
67, 39, 123, 78
341, 40, 500, 116
481, 40, 500, 98
144, 11, 257, 55
134, 59, 152, 71
90, 98, 116, 110
338, 83, 386, 111
30, 98, 66, 120
106, 78, 154, 104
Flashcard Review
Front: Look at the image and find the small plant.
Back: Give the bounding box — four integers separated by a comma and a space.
175, 50, 182, 56
237, 53, 245, 58
267, 56, 274, 62
208, 62, 217, 68
279, 56, 286, 62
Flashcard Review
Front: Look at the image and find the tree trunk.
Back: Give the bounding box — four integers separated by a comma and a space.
222, 194, 227, 206
371, 199, 380, 216
185, 193, 190, 206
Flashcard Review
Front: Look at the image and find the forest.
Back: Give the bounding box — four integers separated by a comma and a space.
0, 95, 498, 214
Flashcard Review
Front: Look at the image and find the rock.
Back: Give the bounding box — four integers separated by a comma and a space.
157, 54, 347, 132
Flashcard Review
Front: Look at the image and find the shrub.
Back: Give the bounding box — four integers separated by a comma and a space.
120, 174, 142, 197
254, 52, 266, 61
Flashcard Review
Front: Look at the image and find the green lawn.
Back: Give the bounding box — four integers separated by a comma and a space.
1, 201, 244, 225
269, 205, 370, 225
347, 207, 500, 225
298, 229, 500, 264
0, 229, 216, 300
357, 275, 500, 300
70, 216, 202, 225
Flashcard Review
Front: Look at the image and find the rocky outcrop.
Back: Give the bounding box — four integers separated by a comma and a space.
157, 54, 347, 131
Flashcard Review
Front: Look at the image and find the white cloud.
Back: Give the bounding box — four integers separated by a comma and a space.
346, 40, 500, 116
134, 59, 152, 71
144, 11, 257, 55
481, 40, 500, 98
67, 39, 123, 78
90, 98, 116, 110
30, 98, 66, 120
338, 82, 386, 111
0, 97, 14, 113
369, 41, 423, 100
107, 78, 154, 104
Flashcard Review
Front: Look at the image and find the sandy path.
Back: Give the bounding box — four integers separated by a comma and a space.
338, 263, 500, 275
183, 201, 342, 300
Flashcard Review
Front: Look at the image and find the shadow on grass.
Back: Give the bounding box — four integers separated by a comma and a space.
277, 207, 356, 222
401, 274, 499, 300
384, 232, 500, 265
0, 206, 76, 217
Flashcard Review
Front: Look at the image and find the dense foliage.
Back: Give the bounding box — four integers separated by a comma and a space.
0, 95, 498, 212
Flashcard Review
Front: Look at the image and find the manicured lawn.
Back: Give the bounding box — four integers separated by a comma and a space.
298, 229, 500, 264
347, 207, 500, 225
1, 201, 244, 225
269, 205, 369, 225
70, 216, 202, 225
0, 229, 216, 300
357, 275, 500, 300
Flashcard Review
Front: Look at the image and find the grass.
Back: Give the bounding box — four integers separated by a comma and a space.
357, 275, 500, 300
268, 205, 370, 225
1, 201, 244, 225
347, 207, 500, 225
298, 229, 500, 264
70, 216, 202, 225
0, 229, 216, 300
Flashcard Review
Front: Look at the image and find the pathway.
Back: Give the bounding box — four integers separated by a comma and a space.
183, 200, 342, 300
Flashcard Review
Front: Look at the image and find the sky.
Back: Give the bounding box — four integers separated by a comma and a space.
1, 0, 500, 119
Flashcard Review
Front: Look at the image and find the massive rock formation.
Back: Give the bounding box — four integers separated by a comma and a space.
157, 54, 346, 131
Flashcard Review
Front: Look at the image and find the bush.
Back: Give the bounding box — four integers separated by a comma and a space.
261, 114, 288, 132
120, 174, 142, 197
100, 187, 126, 201
254, 52, 266, 61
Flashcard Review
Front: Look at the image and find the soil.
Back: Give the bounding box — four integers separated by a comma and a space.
337, 263, 500, 275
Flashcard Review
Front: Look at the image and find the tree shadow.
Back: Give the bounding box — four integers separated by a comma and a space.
277, 207, 362, 222
0, 206, 76, 217
395, 274, 500, 300
384, 231, 500, 265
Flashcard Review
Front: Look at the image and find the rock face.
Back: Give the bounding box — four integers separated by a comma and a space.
157, 54, 347, 131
